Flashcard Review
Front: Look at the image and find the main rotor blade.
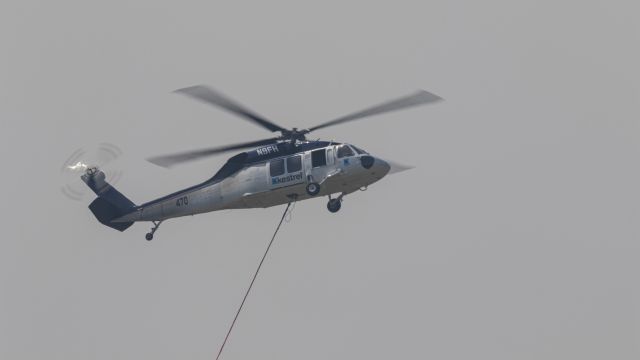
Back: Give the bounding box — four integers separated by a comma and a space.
174, 85, 288, 133
147, 137, 279, 168
306, 90, 443, 133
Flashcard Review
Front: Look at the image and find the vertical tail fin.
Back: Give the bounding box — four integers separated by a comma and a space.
82, 169, 136, 232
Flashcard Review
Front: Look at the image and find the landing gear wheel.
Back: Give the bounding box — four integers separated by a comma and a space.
306, 182, 320, 196
145, 220, 163, 241
327, 199, 342, 213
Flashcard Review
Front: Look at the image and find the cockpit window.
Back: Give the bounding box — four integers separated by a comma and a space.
351, 145, 368, 154
337, 145, 355, 158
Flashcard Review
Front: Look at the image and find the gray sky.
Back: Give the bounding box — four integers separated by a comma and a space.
2, 1, 639, 359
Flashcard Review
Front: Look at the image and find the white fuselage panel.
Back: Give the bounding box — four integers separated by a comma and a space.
115, 145, 390, 223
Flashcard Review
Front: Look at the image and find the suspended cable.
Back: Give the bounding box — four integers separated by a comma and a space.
215, 201, 293, 360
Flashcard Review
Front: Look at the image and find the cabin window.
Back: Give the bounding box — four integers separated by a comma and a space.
286, 155, 302, 173
311, 149, 327, 168
269, 158, 285, 176
337, 145, 355, 158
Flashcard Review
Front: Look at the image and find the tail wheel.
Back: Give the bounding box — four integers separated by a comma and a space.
306, 182, 320, 196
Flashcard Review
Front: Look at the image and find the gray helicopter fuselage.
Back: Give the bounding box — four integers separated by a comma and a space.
113, 142, 390, 223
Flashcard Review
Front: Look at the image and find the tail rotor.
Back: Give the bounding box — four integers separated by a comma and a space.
60, 143, 124, 201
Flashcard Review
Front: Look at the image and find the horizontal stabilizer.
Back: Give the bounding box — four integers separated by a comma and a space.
88, 197, 134, 231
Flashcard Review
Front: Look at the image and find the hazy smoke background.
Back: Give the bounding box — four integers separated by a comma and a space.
1, 1, 639, 359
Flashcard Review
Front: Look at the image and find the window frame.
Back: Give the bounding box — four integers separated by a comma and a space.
351, 145, 368, 155
311, 149, 327, 168
286, 155, 302, 173
269, 158, 285, 177
326, 147, 334, 165
337, 145, 355, 158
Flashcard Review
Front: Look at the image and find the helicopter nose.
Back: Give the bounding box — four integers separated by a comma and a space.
376, 158, 391, 174
360, 156, 391, 175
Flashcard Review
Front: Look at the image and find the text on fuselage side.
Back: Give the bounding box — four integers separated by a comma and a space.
256, 145, 279, 156
176, 196, 189, 207
272, 172, 303, 185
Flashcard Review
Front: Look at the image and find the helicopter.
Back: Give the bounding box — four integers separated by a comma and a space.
80, 85, 442, 240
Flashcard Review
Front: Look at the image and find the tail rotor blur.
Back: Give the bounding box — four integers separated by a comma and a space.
60, 143, 124, 201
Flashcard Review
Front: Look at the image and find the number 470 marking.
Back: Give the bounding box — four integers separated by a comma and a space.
176, 196, 188, 207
